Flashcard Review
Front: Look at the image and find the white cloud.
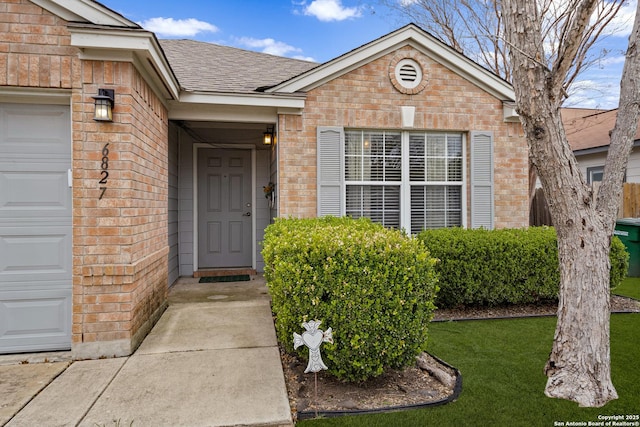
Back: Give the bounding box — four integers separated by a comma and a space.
302, 0, 363, 22
606, 0, 638, 37
565, 78, 621, 109
236, 37, 316, 61
139, 17, 218, 37
597, 54, 627, 67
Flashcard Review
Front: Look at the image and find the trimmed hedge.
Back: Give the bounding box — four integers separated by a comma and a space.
262, 216, 439, 382
416, 227, 629, 308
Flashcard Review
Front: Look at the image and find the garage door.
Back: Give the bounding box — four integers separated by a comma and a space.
0, 103, 72, 353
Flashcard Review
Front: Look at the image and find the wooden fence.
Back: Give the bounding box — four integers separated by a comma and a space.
530, 183, 640, 226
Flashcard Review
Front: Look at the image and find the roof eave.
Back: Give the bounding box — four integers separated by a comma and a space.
31, 0, 139, 28
178, 91, 306, 109
69, 25, 180, 101
573, 139, 640, 156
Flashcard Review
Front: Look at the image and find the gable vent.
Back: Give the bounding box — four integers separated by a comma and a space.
394, 58, 423, 90
399, 64, 418, 82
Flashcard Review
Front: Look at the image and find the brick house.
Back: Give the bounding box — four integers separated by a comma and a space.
0, 0, 528, 358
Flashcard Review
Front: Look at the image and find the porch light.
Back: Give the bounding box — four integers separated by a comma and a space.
92, 88, 115, 122
263, 126, 275, 145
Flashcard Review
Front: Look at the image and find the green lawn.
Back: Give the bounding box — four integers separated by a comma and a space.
614, 276, 640, 300
300, 313, 640, 426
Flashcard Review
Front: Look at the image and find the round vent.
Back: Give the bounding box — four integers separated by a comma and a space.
395, 59, 422, 90
389, 54, 428, 94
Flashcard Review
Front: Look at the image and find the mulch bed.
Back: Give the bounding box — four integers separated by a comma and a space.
280, 295, 640, 422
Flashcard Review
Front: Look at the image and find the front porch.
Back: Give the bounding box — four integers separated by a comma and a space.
168, 120, 277, 284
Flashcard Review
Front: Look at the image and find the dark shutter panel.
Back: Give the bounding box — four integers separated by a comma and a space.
471, 131, 494, 229
317, 127, 344, 217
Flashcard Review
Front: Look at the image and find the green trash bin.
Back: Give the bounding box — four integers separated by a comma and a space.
614, 218, 640, 277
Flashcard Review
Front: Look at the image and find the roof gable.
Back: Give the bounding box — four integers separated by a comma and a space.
267, 24, 515, 102
31, 0, 138, 28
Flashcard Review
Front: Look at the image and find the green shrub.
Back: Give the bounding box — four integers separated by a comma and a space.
417, 226, 628, 308
262, 216, 438, 382
610, 235, 630, 290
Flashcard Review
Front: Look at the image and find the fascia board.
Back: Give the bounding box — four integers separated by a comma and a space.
266, 32, 403, 94
69, 27, 179, 100
31, 0, 137, 27
270, 26, 515, 102
179, 92, 305, 109
168, 102, 278, 123
574, 139, 640, 156
573, 146, 610, 156
414, 37, 515, 101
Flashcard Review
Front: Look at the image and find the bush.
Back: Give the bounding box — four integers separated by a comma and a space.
262, 216, 438, 382
416, 226, 629, 308
610, 235, 630, 291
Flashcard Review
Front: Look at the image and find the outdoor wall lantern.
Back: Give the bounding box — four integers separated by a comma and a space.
92, 88, 115, 122
263, 125, 275, 145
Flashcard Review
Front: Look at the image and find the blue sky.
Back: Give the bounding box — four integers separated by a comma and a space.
99, 0, 636, 109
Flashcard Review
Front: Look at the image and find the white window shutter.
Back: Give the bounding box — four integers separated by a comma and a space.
471, 131, 494, 229
317, 126, 344, 217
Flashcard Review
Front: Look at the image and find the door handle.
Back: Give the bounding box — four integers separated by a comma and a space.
243, 212, 251, 217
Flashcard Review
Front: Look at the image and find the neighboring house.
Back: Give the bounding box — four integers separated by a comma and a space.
564, 108, 640, 183
0, 0, 528, 358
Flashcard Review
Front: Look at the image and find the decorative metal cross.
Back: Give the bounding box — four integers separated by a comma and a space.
293, 319, 333, 373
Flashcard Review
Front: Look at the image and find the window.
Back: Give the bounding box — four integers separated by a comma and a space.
317, 127, 493, 230
409, 133, 463, 232
345, 131, 401, 228
344, 130, 464, 232
587, 166, 604, 184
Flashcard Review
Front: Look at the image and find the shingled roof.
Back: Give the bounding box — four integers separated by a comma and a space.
159, 39, 319, 94
563, 108, 640, 153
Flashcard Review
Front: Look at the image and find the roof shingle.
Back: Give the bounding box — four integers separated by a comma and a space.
158, 39, 319, 93
563, 108, 640, 152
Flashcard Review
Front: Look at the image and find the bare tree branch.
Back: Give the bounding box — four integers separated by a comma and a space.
380, 0, 629, 104
597, 0, 640, 221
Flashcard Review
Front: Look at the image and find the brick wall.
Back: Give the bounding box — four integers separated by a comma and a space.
278, 46, 529, 229
1, 0, 169, 358
74, 61, 169, 357
0, 0, 78, 88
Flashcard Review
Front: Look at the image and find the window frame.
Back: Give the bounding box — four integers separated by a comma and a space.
343, 129, 467, 231
586, 165, 604, 184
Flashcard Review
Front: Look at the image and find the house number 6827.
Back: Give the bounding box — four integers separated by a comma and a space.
99, 143, 109, 200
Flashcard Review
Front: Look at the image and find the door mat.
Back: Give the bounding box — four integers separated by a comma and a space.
199, 275, 251, 283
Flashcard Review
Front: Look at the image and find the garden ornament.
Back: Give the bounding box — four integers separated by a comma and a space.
293, 319, 333, 373
294, 319, 333, 417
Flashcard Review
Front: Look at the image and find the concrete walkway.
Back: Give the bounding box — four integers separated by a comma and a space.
0, 276, 292, 427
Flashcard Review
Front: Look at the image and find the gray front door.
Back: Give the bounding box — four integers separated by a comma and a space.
198, 149, 252, 268
0, 103, 72, 353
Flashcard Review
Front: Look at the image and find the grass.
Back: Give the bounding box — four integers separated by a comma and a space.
613, 276, 640, 300
299, 313, 640, 427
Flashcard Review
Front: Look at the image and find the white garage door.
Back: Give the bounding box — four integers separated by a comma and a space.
0, 103, 72, 353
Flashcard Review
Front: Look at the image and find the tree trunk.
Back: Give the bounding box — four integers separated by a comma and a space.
503, 0, 620, 407
545, 221, 617, 407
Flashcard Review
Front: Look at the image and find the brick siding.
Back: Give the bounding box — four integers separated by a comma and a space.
1, 0, 169, 358
74, 60, 169, 356
277, 46, 529, 229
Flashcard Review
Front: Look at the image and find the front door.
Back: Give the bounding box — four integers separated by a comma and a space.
198, 149, 252, 268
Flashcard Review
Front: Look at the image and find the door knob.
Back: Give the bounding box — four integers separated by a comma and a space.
243, 212, 251, 217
